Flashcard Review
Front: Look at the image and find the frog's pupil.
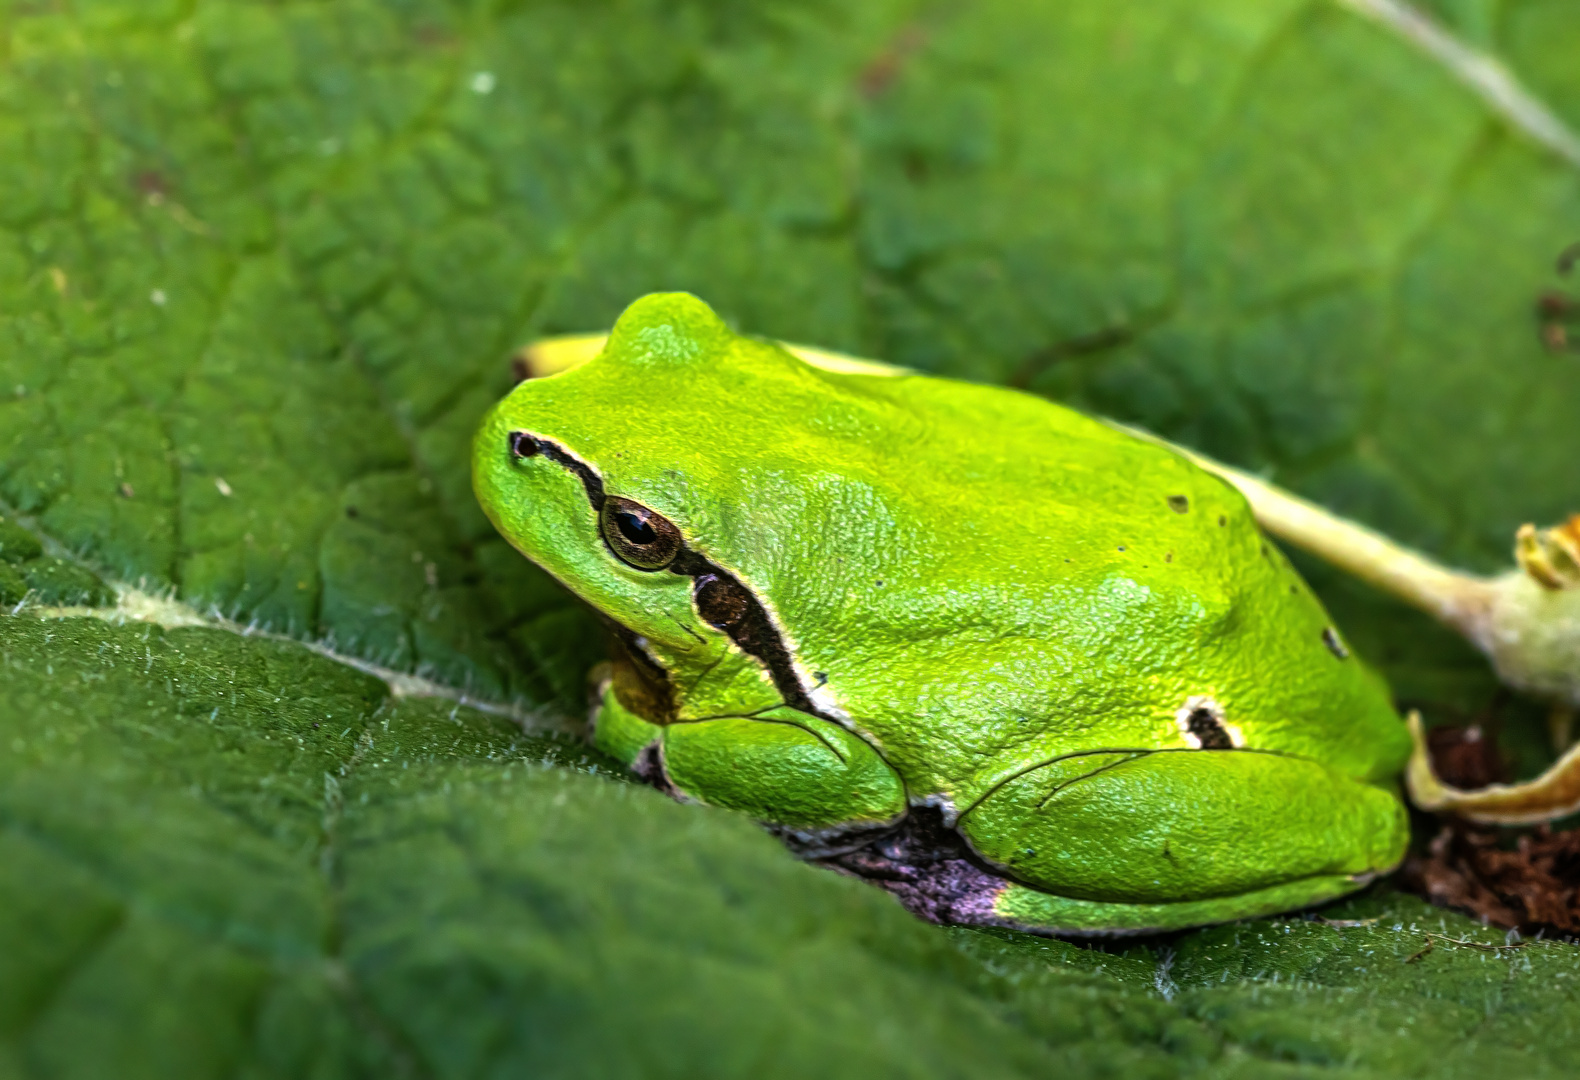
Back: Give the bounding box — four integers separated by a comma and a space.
616, 511, 657, 546
508, 431, 540, 458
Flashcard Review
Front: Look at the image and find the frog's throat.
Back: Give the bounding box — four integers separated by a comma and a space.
526, 431, 832, 727
604, 622, 678, 725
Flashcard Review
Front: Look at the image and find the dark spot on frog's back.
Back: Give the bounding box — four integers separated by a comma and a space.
1167, 495, 1189, 513
1187, 707, 1233, 750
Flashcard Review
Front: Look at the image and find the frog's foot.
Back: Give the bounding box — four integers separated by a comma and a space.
628, 738, 893, 855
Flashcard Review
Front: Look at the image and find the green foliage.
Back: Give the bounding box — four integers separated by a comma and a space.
0, 513, 111, 605
1, 0, 1578, 1075
7, 614, 1580, 1078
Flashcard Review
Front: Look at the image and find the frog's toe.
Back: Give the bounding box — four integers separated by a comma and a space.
985, 873, 1375, 937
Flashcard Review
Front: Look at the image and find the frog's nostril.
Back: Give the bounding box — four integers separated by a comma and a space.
509, 431, 541, 459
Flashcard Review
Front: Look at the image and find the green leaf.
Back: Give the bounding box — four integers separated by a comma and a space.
0, 512, 110, 606
9, 613, 1580, 1078
2, 0, 1579, 1075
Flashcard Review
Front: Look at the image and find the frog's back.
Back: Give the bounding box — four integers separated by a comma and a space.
762, 369, 1401, 794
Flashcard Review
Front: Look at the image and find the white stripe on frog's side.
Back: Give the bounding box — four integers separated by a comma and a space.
805, 678, 856, 727
757, 603, 895, 750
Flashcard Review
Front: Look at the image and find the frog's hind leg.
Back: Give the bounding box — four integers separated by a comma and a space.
954, 747, 1409, 935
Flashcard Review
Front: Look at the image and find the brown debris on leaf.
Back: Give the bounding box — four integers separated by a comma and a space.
1401, 823, 1580, 935
1401, 720, 1580, 934
856, 24, 927, 99
1537, 241, 1580, 353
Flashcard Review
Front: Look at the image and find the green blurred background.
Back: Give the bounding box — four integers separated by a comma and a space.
2, 0, 1580, 1075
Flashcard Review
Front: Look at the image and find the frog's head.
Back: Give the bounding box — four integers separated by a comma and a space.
474, 293, 866, 725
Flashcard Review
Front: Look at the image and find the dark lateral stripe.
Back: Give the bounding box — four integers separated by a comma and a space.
672, 550, 821, 717
535, 437, 606, 510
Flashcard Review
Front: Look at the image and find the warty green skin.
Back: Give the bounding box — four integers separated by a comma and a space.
473, 293, 1412, 936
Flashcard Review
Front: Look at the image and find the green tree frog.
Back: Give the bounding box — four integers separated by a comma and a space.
474, 293, 1412, 936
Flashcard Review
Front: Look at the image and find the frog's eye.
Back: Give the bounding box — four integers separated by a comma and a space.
601, 496, 682, 570
508, 431, 541, 459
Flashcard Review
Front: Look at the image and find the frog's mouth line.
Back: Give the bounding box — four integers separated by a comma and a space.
525, 432, 834, 727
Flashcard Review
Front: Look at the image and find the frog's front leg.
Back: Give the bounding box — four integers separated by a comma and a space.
954, 748, 1409, 935
592, 685, 907, 850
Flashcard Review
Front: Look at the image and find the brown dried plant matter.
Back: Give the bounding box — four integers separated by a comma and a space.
1403, 823, 1580, 935
1402, 724, 1580, 934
